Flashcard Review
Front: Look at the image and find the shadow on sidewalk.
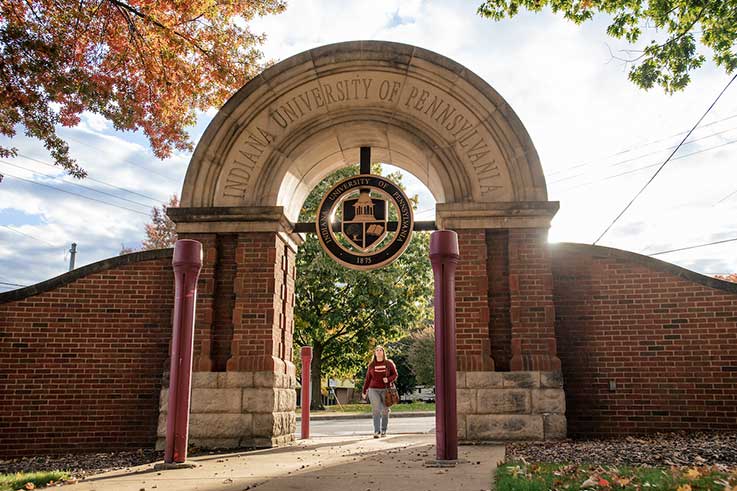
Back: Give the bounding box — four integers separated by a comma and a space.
74, 435, 501, 491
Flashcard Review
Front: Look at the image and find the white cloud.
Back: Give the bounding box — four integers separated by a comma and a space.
81, 112, 111, 133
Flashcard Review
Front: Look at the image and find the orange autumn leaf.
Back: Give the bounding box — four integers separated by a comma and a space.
0, 0, 286, 176
685, 468, 701, 479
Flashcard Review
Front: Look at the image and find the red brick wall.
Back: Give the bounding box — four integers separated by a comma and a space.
455, 230, 493, 371
0, 250, 174, 457
508, 228, 559, 370
552, 243, 737, 437
212, 234, 238, 371
227, 232, 294, 374
487, 230, 511, 370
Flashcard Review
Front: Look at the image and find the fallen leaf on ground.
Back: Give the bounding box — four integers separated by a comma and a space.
580, 476, 599, 488
685, 468, 701, 479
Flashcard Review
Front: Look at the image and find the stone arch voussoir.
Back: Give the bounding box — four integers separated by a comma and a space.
181, 40, 548, 223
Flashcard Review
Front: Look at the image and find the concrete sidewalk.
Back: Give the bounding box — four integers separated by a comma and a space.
297, 410, 434, 421
73, 435, 502, 491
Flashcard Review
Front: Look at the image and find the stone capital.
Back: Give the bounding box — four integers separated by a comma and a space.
436, 201, 559, 230
168, 206, 303, 250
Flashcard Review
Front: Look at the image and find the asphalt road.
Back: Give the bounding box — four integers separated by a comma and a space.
296, 416, 435, 438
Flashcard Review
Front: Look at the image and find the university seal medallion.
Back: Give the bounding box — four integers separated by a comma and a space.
315, 174, 414, 270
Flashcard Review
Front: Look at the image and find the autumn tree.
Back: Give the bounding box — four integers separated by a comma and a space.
294, 166, 433, 409
716, 273, 737, 283
120, 194, 178, 253
142, 194, 178, 249
0, 0, 285, 177
478, 1, 737, 93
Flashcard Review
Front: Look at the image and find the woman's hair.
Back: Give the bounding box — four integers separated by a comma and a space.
370, 345, 386, 365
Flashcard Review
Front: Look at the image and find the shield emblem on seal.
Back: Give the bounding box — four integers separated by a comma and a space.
341, 191, 388, 251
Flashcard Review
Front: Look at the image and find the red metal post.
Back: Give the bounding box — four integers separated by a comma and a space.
164, 240, 203, 464
430, 230, 459, 461
301, 346, 312, 439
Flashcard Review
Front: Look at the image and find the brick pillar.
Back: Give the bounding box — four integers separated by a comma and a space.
227, 232, 294, 376
164, 207, 300, 449
437, 201, 565, 443
454, 230, 494, 371
508, 228, 561, 371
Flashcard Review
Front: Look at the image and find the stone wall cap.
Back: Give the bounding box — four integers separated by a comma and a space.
168, 206, 288, 224
0, 248, 173, 304
436, 201, 560, 216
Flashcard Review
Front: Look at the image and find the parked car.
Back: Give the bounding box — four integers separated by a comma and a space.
401, 385, 435, 403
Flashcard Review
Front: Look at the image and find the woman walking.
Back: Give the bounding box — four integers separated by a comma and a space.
362, 345, 398, 438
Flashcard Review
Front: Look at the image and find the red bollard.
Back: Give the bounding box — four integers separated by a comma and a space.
301, 346, 312, 439
430, 230, 459, 462
164, 240, 203, 464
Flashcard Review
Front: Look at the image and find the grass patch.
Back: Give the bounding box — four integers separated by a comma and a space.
318, 402, 435, 413
0, 470, 68, 491
496, 462, 737, 491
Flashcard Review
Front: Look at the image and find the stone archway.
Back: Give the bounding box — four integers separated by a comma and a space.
179, 40, 551, 222
163, 41, 565, 449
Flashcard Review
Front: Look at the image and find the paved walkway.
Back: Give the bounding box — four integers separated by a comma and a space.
297, 411, 435, 420
74, 435, 503, 491
300, 416, 434, 438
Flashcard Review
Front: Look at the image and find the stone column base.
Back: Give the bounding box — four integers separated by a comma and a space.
156, 371, 296, 450
457, 371, 566, 442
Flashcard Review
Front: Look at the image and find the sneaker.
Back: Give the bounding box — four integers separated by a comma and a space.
380, 432, 386, 437
373, 433, 380, 439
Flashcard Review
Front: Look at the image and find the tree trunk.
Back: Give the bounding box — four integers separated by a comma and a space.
310, 345, 324, 410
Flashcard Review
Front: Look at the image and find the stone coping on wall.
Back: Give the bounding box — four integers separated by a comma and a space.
0, 248, 174, 303
457, 371, 566, 442
551, 242, 737, 294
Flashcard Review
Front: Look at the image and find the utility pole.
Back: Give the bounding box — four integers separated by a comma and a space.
68, 243, 77, 271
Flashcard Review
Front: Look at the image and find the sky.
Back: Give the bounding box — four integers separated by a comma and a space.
1, 0, 737, 291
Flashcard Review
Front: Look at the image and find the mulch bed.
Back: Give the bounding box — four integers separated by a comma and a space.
506, 432, 737, 467
0, 449, 164, 478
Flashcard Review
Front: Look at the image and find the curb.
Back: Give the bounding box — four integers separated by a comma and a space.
296, 411, 434, 421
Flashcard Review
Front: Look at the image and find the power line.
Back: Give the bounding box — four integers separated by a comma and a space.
0, 280, 27, 288
648, 237, 737, 256
593, 73, 737, 245
550, 125, 737, 184
0, 224, 58, 247
0, 171, 150, 216
62, 133, 180, 183
560, 137, 737, 192
716, 187, 737, 205
547, 113, 737, 177
0, 159, 154, 210
15, 152, 167, 204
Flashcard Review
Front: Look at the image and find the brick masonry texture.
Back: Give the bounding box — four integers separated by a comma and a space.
2, 236, 737, 455
455, 230, 493, 371
0, 250, 175, 457
552, 243, 737, 437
